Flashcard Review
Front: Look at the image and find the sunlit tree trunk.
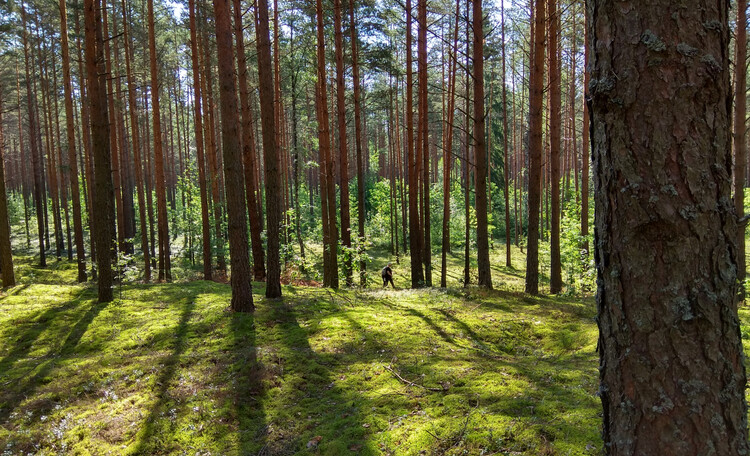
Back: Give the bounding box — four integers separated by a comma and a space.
0, 93, 15, 287
60, 0, 87, 282
525, 0, 545, 295
84, 0, 115, 302
350, 0, 367, 286
548, 0, 562, 293
257, 0, 282, 298
122, 0, 151, 282
233, 0, 266, 282
418, 0, 431, 286
474, 0, 491, 289
406, 0, 424, 287
591, 0, 749, 451
214, 0, 254, 311
148, 0, 172, 281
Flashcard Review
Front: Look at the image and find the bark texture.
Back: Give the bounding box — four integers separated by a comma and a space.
257, 0, 282, 298
590, 0, 749, 453
214, 0, 253, 312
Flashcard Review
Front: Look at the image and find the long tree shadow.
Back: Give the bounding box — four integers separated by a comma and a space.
0, 293, 107, 424
231, 308, 267, 454
128, 296, 196, 454
260, 300, 371, 454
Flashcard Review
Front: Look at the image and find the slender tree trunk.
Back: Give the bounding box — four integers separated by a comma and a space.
0, 93, 15, 287
406, 0, 424, 287
501, 0, 511, 268
474, 0, 491, 289
548, 0, 562, 293
463, 0, 471, 287
525, 0, 545, 295
233, 0, 266, 282
214, 0, 253, 311
122, 0, 151, 282
591, 0, 749, 451
316, 0, 339, 288
148, 0, 172, 281
21, 4, 46, 268
84, 0, 115, 302
333, 0, 353, 286
581, 9, 590, 257
418, 0, 432, 286
350, 0, 367, 286
441, 0, 459, 288
257, 0, 282, 298
60, 0, 87, 282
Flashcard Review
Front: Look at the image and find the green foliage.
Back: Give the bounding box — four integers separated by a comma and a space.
558, 198, 595, 295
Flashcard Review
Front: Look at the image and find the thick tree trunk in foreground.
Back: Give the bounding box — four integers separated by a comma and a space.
734, 0, 747, 297
473, 0, 491, 289
214, 0, 253, 312
84, 0, 114, 302
257, 0, 282, 298
590, 0, 749, 453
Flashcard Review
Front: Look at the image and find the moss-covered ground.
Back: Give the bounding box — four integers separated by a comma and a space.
0, 246, 618, 454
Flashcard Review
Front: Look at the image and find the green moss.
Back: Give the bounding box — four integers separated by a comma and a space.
0, 249, 604, 455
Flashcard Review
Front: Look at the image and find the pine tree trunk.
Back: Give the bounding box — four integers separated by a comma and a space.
525, 0, 545, 295
418, 0, 431, 286
84, 0, 115, 302
333, 0, 353, 286
473, 0, 491, 289
0, 93, 16, 287
350, 0, 367, 286
60, 0, 87, 282
501, 0, 511, 268
21, 4, 46, 268
232, 0, 266, 282
214, 0, 253, 311
148, 0, 172, 281
590, 0, 749, 452
406, 0, 424, 287
122, 0, 151, 282
548, 0, 562, 293
735, 0, 747, 297
257, 0, 282, 298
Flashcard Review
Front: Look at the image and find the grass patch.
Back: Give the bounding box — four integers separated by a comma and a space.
0, 249, 602, 455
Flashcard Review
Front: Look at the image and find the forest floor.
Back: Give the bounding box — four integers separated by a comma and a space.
1, 245, 743, 455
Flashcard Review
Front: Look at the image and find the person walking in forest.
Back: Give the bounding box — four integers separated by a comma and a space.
382, 263, 395, 288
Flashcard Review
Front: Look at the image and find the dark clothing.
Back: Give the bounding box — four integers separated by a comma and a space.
382, 266, 394, 288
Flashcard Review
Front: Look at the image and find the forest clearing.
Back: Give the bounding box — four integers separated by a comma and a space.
0, 248, 607, 455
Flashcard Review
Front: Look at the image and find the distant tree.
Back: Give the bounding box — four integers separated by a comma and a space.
590, 0, 749, 452
334, 0, 352, 286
